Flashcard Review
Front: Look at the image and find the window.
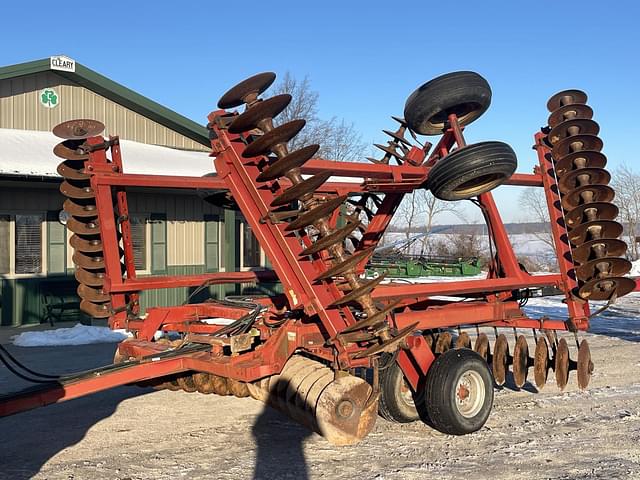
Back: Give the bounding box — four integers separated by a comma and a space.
47, 211, 67, 274
240, 216, 261, 268
150, 214, 167, 274
205, 214, 220, 272
15, 214, 43, 274
129, 215, 148, 271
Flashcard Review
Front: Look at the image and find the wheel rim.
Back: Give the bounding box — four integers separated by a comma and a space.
455, 370, 485, 419
452, 172, 506, 197
399, 378, 415, 408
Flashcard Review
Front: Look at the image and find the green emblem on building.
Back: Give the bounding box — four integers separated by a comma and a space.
40, 88, 59, 108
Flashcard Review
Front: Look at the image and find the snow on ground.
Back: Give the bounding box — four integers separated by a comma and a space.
631, 259, 640, 277
12, 323, 128, 347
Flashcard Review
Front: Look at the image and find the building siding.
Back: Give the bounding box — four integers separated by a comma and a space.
0, 72, 209, 151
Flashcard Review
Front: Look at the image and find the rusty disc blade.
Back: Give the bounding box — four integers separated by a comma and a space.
243, 120, 306, 158
67, 217, 100, 236
548, 118, 600, 145
554, 150, 607, 177
53, 140, 89, 161
492, 334, 509, 386
80, 299, 111, 318
291, 367, 332, 418
552, 134, 603, 161
435, 331, 452, 354
315, 246, 375, 281
228, 94, 292, 133
271, 171, 332, 207
554, 338, 570, 390
561, 184, 615, 211
548, 103, 594, 128
176, 375, 198, 393
565, 202, 619, 230
474, 333, 490, 362
382, 129, 412, 147
579, 276, 636, 301
63, 199, 98, 218
337, 330, 378, 344
300, 219, 361, 255
77, 283, 110, 303
558, 167, 611, 194
341, 300, 401, 334
57, 161, 89, 180
75, 267, 105, 287
329, 274, 387, 307
218, 72, 276, 109
60, 180, 94, 200
286, 195, 346, 231
192, 373, 216, 394
53, 119, 105, 140
70, 234, 103, 252
547, 89, 588, 112
577, 339, 593, 390
577, 257, 633, 283
73, 251, 105, 270
512, 335, 529, 388
374, 143, 404, 160
257, 144, 320, 182
534, 336, 549, 389
568, 220, 623, 246
455, 331, 472, 349
571, 238, 628, 265
352, 323, 418, 359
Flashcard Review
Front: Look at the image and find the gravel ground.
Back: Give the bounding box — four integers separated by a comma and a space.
1, 322, 639, 480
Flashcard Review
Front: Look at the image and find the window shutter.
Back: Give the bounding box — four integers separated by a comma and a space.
150, 214, 167, 274
0, 215, 10, 274
15, 214, 43, 274
47, 211, 66, 274
205, 214, 220, 272
129, 215, 147, 271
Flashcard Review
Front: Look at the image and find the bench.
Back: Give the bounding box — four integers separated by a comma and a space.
42, 280, 81, 326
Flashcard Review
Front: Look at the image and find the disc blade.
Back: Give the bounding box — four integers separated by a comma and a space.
568, 220, 623, 246
577, 339, 593, 390
558, 167, 611, 194
382, 129, 412, 147
554, 338, 570, 390
565, 202, 618, 230
53, 119, 105, 140
534, 336, 549, 389
329, 274, 387, 307
548, 103, 593, 128
271, 171, 332, 207
242, 120, 306, 158
228, 94, 292, 133
512, 335, 529, 388
256, 144, 320, 182
474, 333, 490, 363
315, 246, 375, 281
218, 72, 276, 109
75, 267, 105, 287
57, 161, 90, 180
455, 331, 472, 349
340, 300, 401, 334
286, 195, 346, 231
63, 199, 98, 218
77, 283, 110, 303
435, 332, 452, 354
67, 217, 100, 236
80, 300, 111, 318
552, 134, 603, 161
561, 184, 615, 211
548, 118, 600, 145
571, 238, 628, 265
300, 219, 361, 255
554, 150, 607, 177
53, 140, 89, 161
351, 323, 418, 359
492, 334, 509, 386
60, 180, 95, 200
70, 234, 103, 252
72, 250, 105, 270
578, 276, 636, 301
547, 89, 588, 112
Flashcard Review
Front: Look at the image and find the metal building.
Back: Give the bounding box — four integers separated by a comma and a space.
0, 56, 267, 327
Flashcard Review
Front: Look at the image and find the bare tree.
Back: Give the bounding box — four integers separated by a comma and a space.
273, 72, 366, 161
395, 191, 425, 249
611, 165, 640, 260
518, 187, 555, 250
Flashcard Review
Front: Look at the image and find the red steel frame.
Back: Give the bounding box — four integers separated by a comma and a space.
0, 113, 592, 416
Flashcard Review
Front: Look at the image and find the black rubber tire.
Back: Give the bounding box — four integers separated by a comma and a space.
378, 354, 421, 423
404, 71, 491, 135
420, 349, 493, 435
427, 141, 517, 201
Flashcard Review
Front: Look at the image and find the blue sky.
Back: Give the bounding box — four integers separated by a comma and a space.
2, 1, 638, 223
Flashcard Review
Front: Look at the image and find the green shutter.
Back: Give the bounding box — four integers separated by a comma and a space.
47, 211, 66, 275
205, 214, 220, 272
150, 214, 167, 274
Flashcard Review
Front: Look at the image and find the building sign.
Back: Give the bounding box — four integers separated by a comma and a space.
50, 55, 75, 72
40, 88, 59, 108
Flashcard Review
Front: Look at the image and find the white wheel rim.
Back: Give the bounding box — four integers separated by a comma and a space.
455, 370, 485, 418
400, 379, 415, 407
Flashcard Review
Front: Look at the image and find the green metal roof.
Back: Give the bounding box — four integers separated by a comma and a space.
0, 57, 210, 147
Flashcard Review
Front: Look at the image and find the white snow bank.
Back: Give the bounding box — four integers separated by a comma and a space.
12, 323, 128, 347
630, 259, 640, 277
